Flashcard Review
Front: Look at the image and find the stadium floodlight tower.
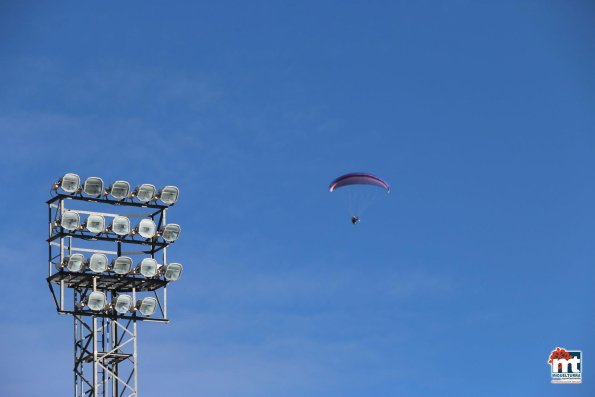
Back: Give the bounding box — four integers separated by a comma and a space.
47, 173, 183, 397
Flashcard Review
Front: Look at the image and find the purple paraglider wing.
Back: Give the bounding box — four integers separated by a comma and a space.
329, 173, 390, 192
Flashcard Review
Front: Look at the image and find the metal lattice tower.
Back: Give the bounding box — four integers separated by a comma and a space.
47, 175, 182, 397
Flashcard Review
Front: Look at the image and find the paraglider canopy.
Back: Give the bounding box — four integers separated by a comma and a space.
329, 172, 390, 224
329, 172, 390, 193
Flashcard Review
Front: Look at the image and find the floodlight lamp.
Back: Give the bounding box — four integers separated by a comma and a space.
132, 184, 156, 203
109, 216, 130, 236
113, 295, 133, 314
83, 177, 104, 197
107, 180, 131, 200
60, 211, 81, 231
135, 219, 156, 239
163, 263, 183, 281
86, 253, 108, 273
157, 186, 179, 205
136, 297, 157, 316
60, 254, 84, 272
111, 256, 132, 275
55, 173, 80, 193
160, 223, 181, 242
137, 258, 158, 277
87, 291, 107, 311
85, 214, 105, 234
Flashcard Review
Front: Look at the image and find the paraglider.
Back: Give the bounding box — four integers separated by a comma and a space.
329, 172, 390, 224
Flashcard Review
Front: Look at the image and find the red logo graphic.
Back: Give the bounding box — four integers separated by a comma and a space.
549, 347, 574, 371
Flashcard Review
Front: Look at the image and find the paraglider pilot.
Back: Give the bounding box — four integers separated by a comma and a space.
351, 216, 360, 225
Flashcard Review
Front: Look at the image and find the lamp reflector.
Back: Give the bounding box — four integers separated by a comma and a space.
87, 253, 108, 273
112, 256, 132, 275
85, 214, 105, 234
61, 211, 80, 231
134, 184, 156, 203
136, 219, 156, 239
114, 295, 133, 314
83, 177, 104, 197
108, 180, 130, 200
158, 186, 179, 205
161, 224, 181, 242
110, 216, 130, 236
87, 291, 106, 311
138, 258, 158, 277
137, 297, 157, 316
59, 173, 80, 193
62, 254, 84, 272
164, 263, 183, 281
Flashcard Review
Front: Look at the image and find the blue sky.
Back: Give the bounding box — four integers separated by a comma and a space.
1, 1, 594, 396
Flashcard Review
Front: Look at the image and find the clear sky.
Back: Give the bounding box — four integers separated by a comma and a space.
1, 1, 594, 396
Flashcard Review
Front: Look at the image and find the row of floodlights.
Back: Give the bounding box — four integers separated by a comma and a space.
58, 212, 180, 242
58, 254, 182, 281
53, 173, 179, 205
81, 293, 159, 316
